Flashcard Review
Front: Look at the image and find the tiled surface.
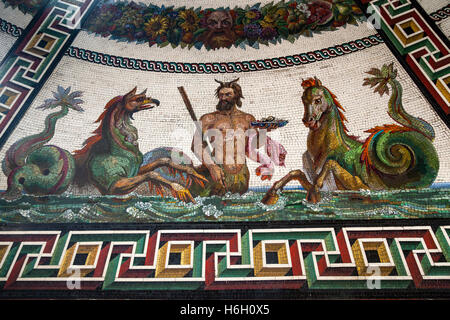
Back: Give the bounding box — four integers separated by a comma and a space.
0, 0, 448, 298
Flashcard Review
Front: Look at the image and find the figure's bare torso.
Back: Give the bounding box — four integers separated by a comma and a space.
201, 109, 255, 174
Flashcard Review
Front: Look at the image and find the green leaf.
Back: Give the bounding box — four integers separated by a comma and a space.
235, 38, 245, 46
348, 16, 358, 26
261, 1, 274, 15
159, 41, 170, 48
278, 26, 289, 38
262, 1, 274, 9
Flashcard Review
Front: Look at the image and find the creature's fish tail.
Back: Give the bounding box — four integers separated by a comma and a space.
2, 106, 71, 178
3, 146, 76, 199
2, 131, 51, 177
363, 63, 435, 140
361, 126, 439, 188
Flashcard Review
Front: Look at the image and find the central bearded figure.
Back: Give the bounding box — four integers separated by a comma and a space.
189, 78, 286, 197
141, 79, 287, 201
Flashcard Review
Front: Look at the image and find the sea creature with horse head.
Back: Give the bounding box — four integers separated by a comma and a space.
262, 63, 439, 205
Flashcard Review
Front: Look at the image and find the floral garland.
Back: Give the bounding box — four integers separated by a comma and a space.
84, 0, 364, 50
1, 0, 47, 15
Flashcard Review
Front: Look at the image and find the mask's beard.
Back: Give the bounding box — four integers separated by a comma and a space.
205, 29, 236, 49
216, 99, 235, 111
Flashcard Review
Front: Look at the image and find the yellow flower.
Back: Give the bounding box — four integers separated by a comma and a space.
179, 10, 200, 32
259, 14, 276, 28
275, 8, 288, 18
245, 11, 258, 19
351, 5, 363, 15
144, 16, 169, 38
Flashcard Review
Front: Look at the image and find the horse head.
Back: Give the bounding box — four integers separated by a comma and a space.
301, 77, 332, 131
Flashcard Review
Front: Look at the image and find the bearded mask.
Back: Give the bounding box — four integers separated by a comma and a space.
202, 10, 236, 49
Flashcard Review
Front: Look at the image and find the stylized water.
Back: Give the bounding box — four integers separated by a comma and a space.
0, 188, 449, 223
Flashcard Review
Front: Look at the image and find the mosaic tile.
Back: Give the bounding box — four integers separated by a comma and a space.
0, 0, 448, 299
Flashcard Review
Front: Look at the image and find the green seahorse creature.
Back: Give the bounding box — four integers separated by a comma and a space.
262, 63, 439, 204
2, 86, 84, 199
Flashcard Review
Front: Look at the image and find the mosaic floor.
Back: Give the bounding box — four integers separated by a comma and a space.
0, 0, 449, 299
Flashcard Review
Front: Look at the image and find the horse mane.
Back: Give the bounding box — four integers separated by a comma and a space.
73, 95, 123, 158
301, 78, 351, 135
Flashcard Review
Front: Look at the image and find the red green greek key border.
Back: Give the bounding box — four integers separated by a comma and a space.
0, 0, 95, 149
0, 220, 448, 298
359, 0, 449, 116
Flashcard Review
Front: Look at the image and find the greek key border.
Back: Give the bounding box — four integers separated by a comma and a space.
429, 4, 450, 22
359, 0, 450, 116
0, 0, 449, 298
65, 35, 384, 73
0, 220, 448, 297
0, 0, 95, 149
0, 18, 23, 38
